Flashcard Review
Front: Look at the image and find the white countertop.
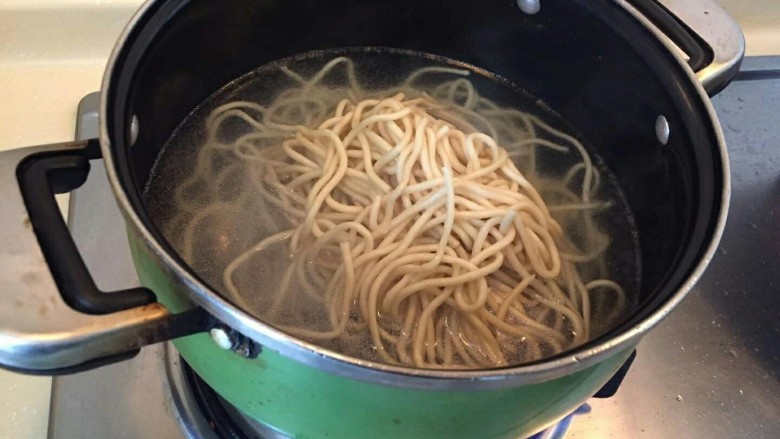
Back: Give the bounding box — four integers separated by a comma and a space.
0, 1, 777, 438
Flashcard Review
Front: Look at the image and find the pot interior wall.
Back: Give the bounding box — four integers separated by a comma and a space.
105, 0, 723, 340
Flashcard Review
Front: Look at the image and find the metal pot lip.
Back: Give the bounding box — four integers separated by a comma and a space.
99, 0, 731, 390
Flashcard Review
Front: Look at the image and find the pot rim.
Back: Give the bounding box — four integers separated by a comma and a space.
98, 0, 731, 390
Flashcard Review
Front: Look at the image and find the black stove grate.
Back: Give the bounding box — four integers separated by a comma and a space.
183, 361, 260, 439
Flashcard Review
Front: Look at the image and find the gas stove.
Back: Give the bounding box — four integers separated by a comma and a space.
48, 56, 780, 439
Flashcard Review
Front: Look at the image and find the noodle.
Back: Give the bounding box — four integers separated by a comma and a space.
165, 56, 626, 369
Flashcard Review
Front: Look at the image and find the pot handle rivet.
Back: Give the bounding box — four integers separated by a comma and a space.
656, 115, 670, 145
130, 115, 140, 146
209, 326, 261, 358
209, 327, 234, 350
517, 0, 540, 15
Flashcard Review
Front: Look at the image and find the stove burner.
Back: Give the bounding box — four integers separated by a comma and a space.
183, 362, 255, 439
179, 358, 293, 439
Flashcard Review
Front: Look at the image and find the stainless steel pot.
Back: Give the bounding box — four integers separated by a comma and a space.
0, 0, 743, 437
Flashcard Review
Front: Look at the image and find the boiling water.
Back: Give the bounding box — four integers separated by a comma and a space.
144, 48, 641, 366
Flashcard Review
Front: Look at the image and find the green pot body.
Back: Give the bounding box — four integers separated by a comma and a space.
129, 230, 636, 439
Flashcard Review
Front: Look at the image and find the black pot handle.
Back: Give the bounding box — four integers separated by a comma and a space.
628, 0, 712, 72
17, 140, 155, 313
0, 140, 209, 375
625, 0, 745, 96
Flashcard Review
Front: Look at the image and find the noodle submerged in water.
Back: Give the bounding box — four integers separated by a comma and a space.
145, 49, 640, 369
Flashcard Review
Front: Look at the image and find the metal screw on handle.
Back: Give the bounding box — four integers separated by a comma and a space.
210, 326, 261, 358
